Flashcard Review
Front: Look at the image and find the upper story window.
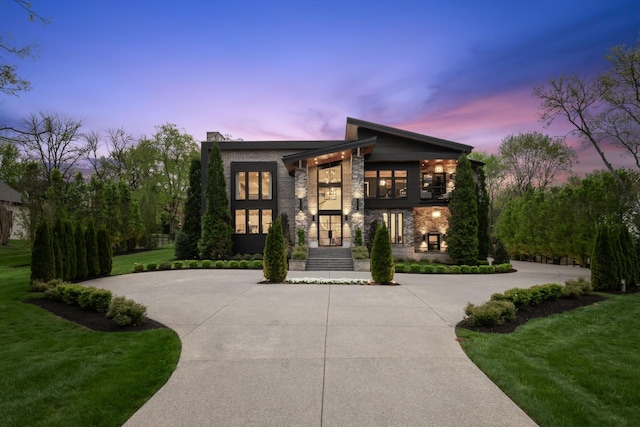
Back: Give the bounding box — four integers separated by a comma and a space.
236, 171, 272, 200
365, 170, 407, 199
318, 163, 342, 211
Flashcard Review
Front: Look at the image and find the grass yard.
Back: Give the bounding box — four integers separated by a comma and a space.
0, 241, 181, 427
456, 293, 640, 427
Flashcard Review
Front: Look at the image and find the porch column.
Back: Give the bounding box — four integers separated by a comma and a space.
294, 162, 309, 245
351, 153, 365, 239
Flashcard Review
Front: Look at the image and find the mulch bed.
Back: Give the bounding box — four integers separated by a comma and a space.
457, 286, 639, 334
25, 298, 168, 332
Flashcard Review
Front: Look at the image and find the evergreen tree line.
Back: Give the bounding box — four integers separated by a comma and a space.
31, 219, 112, 283
494, 169, 639, 266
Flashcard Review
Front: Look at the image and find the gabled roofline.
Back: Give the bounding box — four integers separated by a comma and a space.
346, 117, 473, 153
212, 140, 345, 151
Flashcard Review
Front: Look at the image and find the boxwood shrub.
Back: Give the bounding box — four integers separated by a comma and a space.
464, 300, 516, 327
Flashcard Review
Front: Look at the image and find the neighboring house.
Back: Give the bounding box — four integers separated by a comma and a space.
201, 117, 477, 259
0, 180, 25, 240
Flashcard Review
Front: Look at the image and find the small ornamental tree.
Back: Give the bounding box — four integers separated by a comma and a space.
447, 154, 479, 265
85, 220, 100, 278
354, 227, 363, 246
31, 221, 55, 283
263, 216, 287, 282
97, 227, 113, 276
200, 143, 234, 259
75, 223, 88, 280
370, 222, 394, 283
492, 239, 510, 265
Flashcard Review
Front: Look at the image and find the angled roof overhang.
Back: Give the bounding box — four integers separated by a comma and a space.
282, 137, 377, 174
346, 117, 473, 153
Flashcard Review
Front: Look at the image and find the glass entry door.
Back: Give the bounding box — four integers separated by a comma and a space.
318, 215, 342, 246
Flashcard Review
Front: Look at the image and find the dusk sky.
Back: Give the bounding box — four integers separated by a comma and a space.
2, 0, 639, 175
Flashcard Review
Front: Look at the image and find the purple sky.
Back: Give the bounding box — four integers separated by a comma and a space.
2, 0, 639, 175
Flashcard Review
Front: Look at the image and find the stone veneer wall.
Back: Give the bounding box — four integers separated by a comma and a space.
364, 208, 414, 259
307, 162, 318, 247
220, 150, 298, 242
342, 157, 352, 247
350, 154, 365, 243
413, 207, 451, 262
294, 164, 308, 245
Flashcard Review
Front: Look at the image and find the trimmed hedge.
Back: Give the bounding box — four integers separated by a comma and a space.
464, 300, 516, 327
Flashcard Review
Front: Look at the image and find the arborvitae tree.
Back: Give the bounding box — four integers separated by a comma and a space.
174, 229, 192, 260
370, 222, 395, 283
616, 224, 638, 287
85, 220, 100, 278
31, 221, 56, 283
366, 219, 379, 255
591, 223, 619, 290
263, 217, 287, 282
53, 219, 71, 281
447, 154, 479, 265
200, 143, 234, 259
492, 239, 510, 265
75, 223, 88, 280
182, 159, 202, 259
476, 166, 491, 260
97, 227, 113, 276
280, 212, 293, 256
52, 221, 63, 280
63, 220, 77, 281
354, 227, 363, 246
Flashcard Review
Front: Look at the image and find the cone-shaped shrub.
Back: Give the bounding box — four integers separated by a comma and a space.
97, 227, 113, 276
492, 239, 510, 265
85, 221, 100, 278
370, 222, 395, 283
75, 223, 88, 280
54, 219, 71, 281
174, 229, 192, 260
263, 217, 287, 282
31, 221, 56, 283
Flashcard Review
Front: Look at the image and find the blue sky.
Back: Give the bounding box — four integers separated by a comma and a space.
1, 0, 639, 174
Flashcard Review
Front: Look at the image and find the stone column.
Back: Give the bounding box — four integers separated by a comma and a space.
294, 163, 308, 245
350, 153, 365, 241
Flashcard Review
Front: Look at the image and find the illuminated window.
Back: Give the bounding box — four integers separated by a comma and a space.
235, 172, 246, 200
261, 172, 272, 200
235, 210, 246, 233
365, 170, 408, 199
248, 172, 259, 200
262, 210, 272, 234
248, 209, 259, 234
382, 212, 403, 244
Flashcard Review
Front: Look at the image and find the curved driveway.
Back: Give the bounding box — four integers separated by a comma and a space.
89, 261, 589, 426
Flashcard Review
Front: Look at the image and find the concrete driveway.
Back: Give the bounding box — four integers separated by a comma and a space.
88, 261, 589, 426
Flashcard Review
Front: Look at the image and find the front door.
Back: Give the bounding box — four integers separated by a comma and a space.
318, 215, 342, 246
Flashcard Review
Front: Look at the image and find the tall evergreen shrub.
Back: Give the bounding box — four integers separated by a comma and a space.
263, 217, 287, 282
75, 223, 88, 280
182, 159, 202, 259
97, 227, 113, 276
86, 221, 100, 278
174, 229, 192, 260
31, 221, 55, 283
447, 154, 479, 265
200, 143, 234, 259
64, 221, 77, 280
54, 219, 71, 281
591, 223, 619, 290
370, 222, 394, 283
477, 167, 491, 260
492, 239, 510, 265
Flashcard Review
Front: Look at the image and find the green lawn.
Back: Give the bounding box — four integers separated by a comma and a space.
0, 241, 181, 427
457, 293, 640, 426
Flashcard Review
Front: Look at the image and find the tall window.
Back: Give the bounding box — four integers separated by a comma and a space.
318, 163, 342, 211
382, 212, 403, 244
235, 209, 272, 234
365, 170, 408, 199
235, 171, 272, 200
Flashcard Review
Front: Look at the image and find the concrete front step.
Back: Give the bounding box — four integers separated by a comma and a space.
305, 259, 354, 271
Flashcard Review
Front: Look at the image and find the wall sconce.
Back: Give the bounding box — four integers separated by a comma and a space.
356, 198, 360, 211
298, 198, 303, 211
435, 165, 444, 173
311, 214, 315, 222
432, 210, 441, 218
422, 234, 426, 242
344, 214, 348, 222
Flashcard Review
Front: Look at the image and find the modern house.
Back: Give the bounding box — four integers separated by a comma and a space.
201, 117, 476, 260
0, 180, 25, 241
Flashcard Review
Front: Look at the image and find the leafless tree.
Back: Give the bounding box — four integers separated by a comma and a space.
13, 112, 87, 182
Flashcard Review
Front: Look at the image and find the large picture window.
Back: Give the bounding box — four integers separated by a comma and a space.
382, 212, 403, 244
235, 209, 272, 234
318, 163, 342, 212
235, 171, 272, 200
365, 170, 408, 199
